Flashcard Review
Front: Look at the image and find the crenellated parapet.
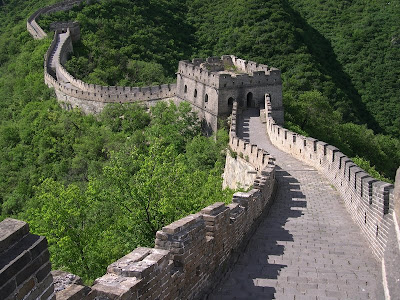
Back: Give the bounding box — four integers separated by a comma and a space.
41, 29, 177, 114
1, 143, 276, 299
27, 0, 85, 40
229, 101, 274, 172
265, 94, 394, 259
177, 55, 281, 90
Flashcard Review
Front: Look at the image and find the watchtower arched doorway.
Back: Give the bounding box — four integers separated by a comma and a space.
247, 92, 253, 108
228, 97, 234, 114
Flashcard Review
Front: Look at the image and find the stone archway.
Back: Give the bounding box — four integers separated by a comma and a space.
247, 92, 253, 108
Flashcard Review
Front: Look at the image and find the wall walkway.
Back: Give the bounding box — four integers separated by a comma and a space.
211, 109, 382, 299
43, 30, 176, 114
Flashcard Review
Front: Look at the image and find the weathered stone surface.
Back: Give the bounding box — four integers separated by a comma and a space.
222, 154, 257, 190
51, 270, 83, 293
210, 108, 383, 299
0, 219, 29, 253
56, 284, 90, 300
92, 273, 141, 299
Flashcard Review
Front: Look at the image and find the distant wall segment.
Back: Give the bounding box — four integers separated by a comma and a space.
41, 29, 177, 113
27, 0, 85, 39
28, 2, 284, 131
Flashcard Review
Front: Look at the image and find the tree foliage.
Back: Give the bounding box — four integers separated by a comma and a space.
22, 102, 232, 283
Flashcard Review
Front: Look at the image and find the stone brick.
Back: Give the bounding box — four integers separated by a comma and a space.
15, 277, 35, 300
16, 249, 49, 286
0, 219, 29, 253
56, 284, 90, 300
0, 278, 16, 299
0, 250, 31, 287
36, 262, 52, 283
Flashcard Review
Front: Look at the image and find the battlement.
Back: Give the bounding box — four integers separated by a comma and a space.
0, 116, 276, 299
177, 55, 281, 89
229, 101, 274, 172
265, 94, 394, 260
43, 30, 176, 108
27, 0, 85, 40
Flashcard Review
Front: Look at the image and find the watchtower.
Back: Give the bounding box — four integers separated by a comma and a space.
49, 21, 81, 42
176, 55, 284, 134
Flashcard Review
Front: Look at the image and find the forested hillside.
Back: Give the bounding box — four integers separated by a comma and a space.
0, 0, 399, 282
185, 0, 400, 180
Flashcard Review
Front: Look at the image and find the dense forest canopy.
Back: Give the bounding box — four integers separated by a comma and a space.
0, 0, 399, 282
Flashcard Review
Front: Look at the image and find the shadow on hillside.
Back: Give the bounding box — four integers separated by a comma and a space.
209, 166, 307, 299
281, 0, 381, 132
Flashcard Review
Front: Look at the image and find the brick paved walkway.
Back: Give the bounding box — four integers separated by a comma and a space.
210, 109, 382, 299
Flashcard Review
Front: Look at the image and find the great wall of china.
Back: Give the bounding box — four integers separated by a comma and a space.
1, 1, 399, 299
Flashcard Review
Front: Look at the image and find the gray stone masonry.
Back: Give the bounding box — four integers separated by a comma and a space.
210, 109, 383, 299
0, 219, 55, 300
382, 168, 400, 299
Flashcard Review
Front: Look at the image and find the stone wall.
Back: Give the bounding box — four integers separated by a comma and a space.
229, 102, 274, 172
51, 105, 277, 298
58, 169, 275, 299
27, 0, 85, 39
27, 3, 177, 113
43, 30, 177, 112
223, 100, 275, 189
1, 143, 276, 300
264, 94, 400, 299
265, 94, 394, 260
223, 154, 257, 190
0, 219, 55, 300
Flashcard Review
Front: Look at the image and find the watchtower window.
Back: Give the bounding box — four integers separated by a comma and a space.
205, 94, 208, 102
228, 97, 234, 106
247, 92, 253, 107
194, 89, 197, 98
184, 85, 187, 93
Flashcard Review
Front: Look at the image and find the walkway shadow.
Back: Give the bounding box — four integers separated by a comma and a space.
210, 166, 306, 299
237, 108, 259, 143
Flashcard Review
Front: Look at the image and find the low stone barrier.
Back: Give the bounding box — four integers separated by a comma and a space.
1, 167, 276, 299
264, 94, 399, 300
0, 219, 55, 300
0, 103, 276, 299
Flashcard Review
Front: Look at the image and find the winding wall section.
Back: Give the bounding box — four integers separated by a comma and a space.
19, 1, 400, 298
1, 102, 278, 299
27, 0, 85, 39
265, 94, 400, 299
29, 1, 177, 114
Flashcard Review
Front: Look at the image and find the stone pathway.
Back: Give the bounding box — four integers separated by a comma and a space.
49, 32, 73, 88
210, 109, 382, 299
